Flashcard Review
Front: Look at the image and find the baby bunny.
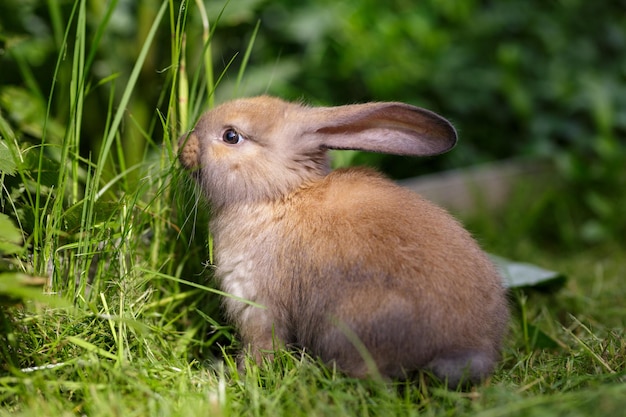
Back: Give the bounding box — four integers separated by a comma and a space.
179, 96, 508, 386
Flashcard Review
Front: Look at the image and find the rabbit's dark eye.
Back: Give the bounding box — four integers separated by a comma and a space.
222, 129, 244, 145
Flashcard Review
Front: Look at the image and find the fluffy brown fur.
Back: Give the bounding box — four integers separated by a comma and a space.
179, 96, 509, 386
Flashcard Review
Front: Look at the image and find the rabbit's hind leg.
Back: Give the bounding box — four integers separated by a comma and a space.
426, 350, 497, 387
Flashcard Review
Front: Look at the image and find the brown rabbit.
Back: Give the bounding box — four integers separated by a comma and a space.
179, 96, 508, 386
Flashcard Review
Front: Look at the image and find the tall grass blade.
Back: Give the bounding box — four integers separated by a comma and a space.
234, 20, 261, 97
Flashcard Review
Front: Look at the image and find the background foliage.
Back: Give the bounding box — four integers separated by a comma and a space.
3, 0, 625, 249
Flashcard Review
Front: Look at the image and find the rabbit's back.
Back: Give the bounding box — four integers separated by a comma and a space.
213, 167, 508, 382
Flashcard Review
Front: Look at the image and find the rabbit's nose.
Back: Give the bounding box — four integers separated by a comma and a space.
178, 132, 200, 170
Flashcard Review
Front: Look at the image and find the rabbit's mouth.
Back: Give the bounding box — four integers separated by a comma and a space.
178, 131, 201, 171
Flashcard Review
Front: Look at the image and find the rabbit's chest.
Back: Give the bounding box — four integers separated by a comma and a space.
217, 252, 259, 300
211, 206, 294, 314
214, 245, 273, 326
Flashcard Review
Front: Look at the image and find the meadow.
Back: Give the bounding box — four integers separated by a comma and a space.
1, 1, 625, 415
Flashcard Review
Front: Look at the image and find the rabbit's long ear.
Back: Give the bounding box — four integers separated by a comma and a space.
302, 102, 457, 156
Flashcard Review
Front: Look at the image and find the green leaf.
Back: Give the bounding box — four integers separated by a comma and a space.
0, 241, 24, 256
22, 147, 63, 188
0, 139, 17, 175
0, 272, 67, 307
0, 213, 24, 255
492, 255, 566, 289
62, 200, 119, 232
0, 86, 65, 142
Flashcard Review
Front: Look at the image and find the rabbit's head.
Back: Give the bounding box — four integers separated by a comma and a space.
179, 96, 457, 209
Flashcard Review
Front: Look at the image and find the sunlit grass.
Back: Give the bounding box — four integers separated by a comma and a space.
3, 251, 626, 416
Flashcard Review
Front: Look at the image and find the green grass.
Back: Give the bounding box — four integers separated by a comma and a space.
2, 0, 626, 415
1, 243, 626, 416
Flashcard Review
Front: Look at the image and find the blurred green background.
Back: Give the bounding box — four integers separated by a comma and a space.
2, 0, 625, 247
